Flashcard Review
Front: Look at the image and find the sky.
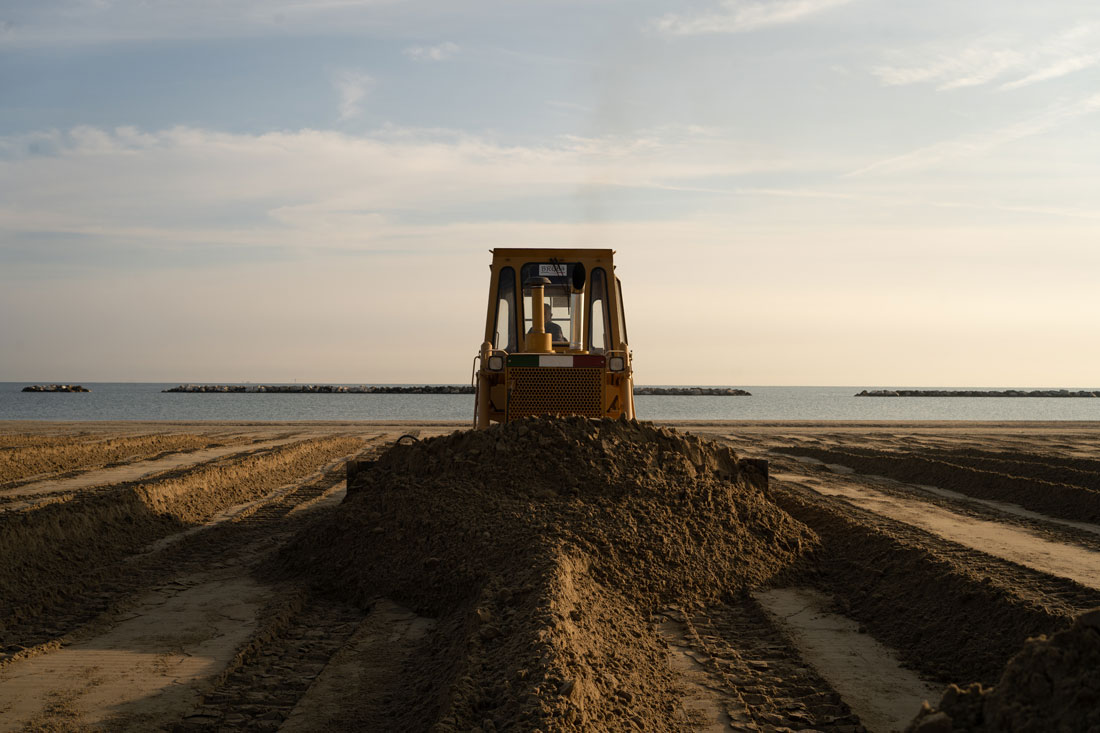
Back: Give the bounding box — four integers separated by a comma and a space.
2, 0, 1099, 386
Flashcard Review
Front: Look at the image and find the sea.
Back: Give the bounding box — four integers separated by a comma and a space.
3, 383, 1100, 422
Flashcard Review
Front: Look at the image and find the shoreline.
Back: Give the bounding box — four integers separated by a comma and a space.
4, 419, 1100, 430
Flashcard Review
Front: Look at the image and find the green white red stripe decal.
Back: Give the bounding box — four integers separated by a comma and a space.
507, 355, 606, 368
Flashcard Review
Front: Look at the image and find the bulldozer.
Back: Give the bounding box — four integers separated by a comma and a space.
473, 248, 634, 428
346, 248, 769, 489
347, 248, 635, 487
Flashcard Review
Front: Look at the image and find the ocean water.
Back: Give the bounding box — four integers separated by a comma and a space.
3, 383, 1100, 422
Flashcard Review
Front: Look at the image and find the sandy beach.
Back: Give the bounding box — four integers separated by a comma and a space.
1, 420, 1098, 731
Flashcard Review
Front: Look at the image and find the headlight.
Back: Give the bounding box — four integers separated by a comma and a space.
608, 356, 625, 372
487, 355, 504, 371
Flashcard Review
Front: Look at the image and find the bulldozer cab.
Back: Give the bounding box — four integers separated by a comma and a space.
475, 249, 633, 428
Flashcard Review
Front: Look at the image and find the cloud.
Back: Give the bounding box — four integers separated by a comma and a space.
652, 0, 858, 36
1000, 51, 1100, 91
873, 25, 1100, 92
333, 70, 374, 121
3, 125, 1099, 386
403, 41, 459, 62
736, 186, 1100, 223
847, 92, 1100, 176
0, 124, 804, 252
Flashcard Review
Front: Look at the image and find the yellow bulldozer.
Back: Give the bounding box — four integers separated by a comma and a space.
474, 248, 634, 428
347, 248, 635, 487
347, 248, 769, 489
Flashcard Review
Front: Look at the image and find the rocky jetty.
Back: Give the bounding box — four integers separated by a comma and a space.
634, 387, 751, 396
857, 389, 1099, 398
163, 384, 475, 394
22, 384, 90, 393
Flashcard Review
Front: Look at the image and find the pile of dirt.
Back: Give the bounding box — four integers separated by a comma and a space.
278, 417, 816, 732
907, 608, 1100, 732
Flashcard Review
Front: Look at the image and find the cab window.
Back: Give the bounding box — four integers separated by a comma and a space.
493, 267, 517, 351
589, 268, 610, 354
616, 277, 628, 346
521, 262, 581, 348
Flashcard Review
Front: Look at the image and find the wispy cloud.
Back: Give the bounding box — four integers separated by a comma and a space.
403, 41, 459, 62
0, 124, 803, 250
847, 92, 1100, 176
1001, 51, 1100, 90
334, 70, 374, 121
652, 0, 858, 36
734, 186, 1100, 222
873, 25, 1100, 92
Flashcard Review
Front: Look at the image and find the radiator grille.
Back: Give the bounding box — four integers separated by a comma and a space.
507, 367, 603, 419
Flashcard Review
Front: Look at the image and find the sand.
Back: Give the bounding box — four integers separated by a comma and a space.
0, 419, 1097, 731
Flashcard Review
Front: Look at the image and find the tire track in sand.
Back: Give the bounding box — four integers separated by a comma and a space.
0, 438, 393, 732
0, 436, 369, 660
0, 433, 240, 489
772, 485, 1099, 686
0, 435, 306, 508
773, 467, 1100, 592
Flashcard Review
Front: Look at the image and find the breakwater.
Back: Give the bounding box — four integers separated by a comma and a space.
856, 389, 1100, 398
22, 385, 90, 393
164, 385, 474, 394
634, 387, 750, 396
163, 385, 752, 396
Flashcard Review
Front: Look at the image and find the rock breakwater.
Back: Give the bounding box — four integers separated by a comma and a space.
163, 384, 474, 394
633, 387, 750, 395
21, 384, 90, 393
857, 389, 1099, 398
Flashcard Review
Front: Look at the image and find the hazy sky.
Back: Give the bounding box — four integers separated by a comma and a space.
2, 0, 1099, 386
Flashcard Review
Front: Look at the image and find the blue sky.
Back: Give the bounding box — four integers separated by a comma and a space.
2, 0, 1099, 385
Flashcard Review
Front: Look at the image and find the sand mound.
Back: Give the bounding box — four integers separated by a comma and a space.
908, 608, 1100, 732
279, 417, 816, 731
